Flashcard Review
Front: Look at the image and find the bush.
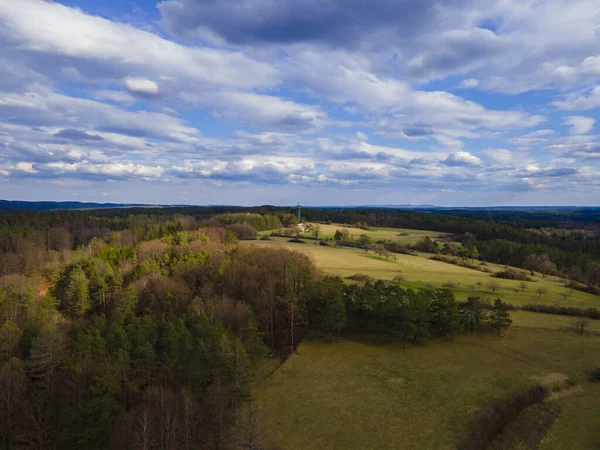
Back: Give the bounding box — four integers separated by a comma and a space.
384, 242, 412, 254
458, 385, 547, 450
587, 367, 600, 382
493, 268, 531, 281
228, 223, 258, 240
319, 240, 329, 247
288, 238, 306, 244
346, 274, 375, 283
521, 303, 600, 320
260, 235, 272, 241
566, 280, 600, 296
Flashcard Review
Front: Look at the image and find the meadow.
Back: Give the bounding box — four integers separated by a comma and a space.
243, 235, 600, 308
256, 328, 600, 450
297, 223, 450, 245
246, 225, 600, 449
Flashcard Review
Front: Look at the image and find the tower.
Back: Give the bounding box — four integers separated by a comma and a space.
297, 203, 301, 223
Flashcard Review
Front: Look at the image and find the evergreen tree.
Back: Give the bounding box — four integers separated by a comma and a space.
65, 265, 91, 318
490, 298, 512, 336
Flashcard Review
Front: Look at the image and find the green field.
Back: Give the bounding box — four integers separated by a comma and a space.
242, 237, 600, 309
247, 228, 600, 449
297, 223, 450, 245
257, 328, 600, 450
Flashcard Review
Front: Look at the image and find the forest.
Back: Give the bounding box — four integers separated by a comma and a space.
0, 206, 522, 449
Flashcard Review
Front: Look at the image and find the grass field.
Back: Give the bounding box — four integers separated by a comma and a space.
511, 310, 600, 332
297, 223, 450, 245
249, 228, 600, 449
256, 328, 600, 450
242, 237, 600, 309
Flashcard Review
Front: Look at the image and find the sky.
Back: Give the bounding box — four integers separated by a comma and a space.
1, 0, 600, 206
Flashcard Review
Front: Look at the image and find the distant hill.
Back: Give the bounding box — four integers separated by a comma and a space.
0, 200, 151, 213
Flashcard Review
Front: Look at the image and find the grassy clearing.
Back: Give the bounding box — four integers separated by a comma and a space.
539, 383, 600, 450
256, 328, 600, 450
299, 223, 449, 243
241, 238, 600, 309
511, 310, 600, 332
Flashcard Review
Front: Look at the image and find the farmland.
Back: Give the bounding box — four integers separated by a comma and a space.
243, 232, 600, 308
246, 225, 600, 450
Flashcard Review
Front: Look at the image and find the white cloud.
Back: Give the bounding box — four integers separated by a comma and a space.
124, 77, 160, 95
483, 148, 513, 164
0, 0, 278, 90
554, 87, 600, 111
564, 116, 595, 135
15, 162, 38, 173
443, 151, 482, 166
461, 78, 480, 88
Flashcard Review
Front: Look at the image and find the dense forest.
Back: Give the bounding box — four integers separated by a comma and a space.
0, 207, 519, 449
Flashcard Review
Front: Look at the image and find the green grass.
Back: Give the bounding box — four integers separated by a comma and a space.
510, 310, 600, 332
539, 383, 600, 450
256, 328, 600, 450
282, 222, 450, 244
242, 238, 600, 309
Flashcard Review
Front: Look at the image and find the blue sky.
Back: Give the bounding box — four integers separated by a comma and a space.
1, 0, 600, 206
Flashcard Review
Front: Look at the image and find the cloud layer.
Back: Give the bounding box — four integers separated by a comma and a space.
0, 0, 599, 205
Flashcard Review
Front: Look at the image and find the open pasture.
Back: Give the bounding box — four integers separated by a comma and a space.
302, 222, 449, 242
256, 327, 600, 450
242, 237, 600, 309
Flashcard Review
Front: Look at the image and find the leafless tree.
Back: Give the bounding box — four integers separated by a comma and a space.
488, 279, 501, 294
573, 317, 590, 334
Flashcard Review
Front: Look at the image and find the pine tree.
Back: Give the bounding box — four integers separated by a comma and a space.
65, 266, 90, 318
490, 298, 512, 336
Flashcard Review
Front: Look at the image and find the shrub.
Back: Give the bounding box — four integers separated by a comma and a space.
521, 303, 600, 320
228, 223, 258, 240
384, 242, 412, 254
458, 385, 547, 450
346, 274, 375, 283
587, 367, 600, 382
288, 238, 306, 244
493, 268, 531, 281
319, 240, 329, 247
260, 235, 272, 241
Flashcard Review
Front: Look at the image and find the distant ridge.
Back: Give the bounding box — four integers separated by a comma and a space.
1, 200, 599, 214
0, 200, 151, 213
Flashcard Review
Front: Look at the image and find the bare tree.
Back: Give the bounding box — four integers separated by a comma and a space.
534, 287, 547, 311
312, 224, 321, 240
488, 279, 501, 294
227, 402, 267, 450
519, 281, 527, 292
573, 317, 590, 334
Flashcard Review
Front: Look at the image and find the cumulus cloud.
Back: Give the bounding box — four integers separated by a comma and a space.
124, 77, 160, 95
443, 151, 482, 166
0, 0, 278, 89
0, 0, 598, 204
